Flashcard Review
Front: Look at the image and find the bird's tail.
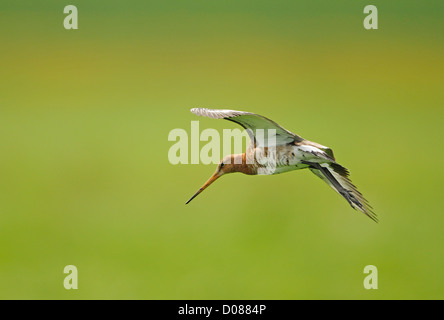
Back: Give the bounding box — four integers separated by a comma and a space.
308, 162, 377, 222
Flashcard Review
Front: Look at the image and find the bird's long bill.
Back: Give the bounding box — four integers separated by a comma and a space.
186, 172, 221, 204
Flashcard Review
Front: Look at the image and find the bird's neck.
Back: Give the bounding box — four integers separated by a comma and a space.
229, 153, 256, 175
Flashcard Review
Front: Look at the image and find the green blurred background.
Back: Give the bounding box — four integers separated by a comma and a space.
0, 0, 442, 299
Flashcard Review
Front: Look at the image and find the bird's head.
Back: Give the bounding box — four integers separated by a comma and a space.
185, 154, 243, 204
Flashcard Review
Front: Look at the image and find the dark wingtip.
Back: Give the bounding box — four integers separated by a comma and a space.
360, 207, 378, 223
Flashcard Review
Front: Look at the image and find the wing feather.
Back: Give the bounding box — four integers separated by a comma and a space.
191, 108, 303, 147
310, 163, 377, 222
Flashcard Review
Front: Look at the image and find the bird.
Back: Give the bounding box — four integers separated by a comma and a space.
185, 108, 377, 222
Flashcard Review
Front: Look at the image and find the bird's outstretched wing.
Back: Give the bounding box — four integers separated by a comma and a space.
190, 108, 304, 147
309, 162, 377, 222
